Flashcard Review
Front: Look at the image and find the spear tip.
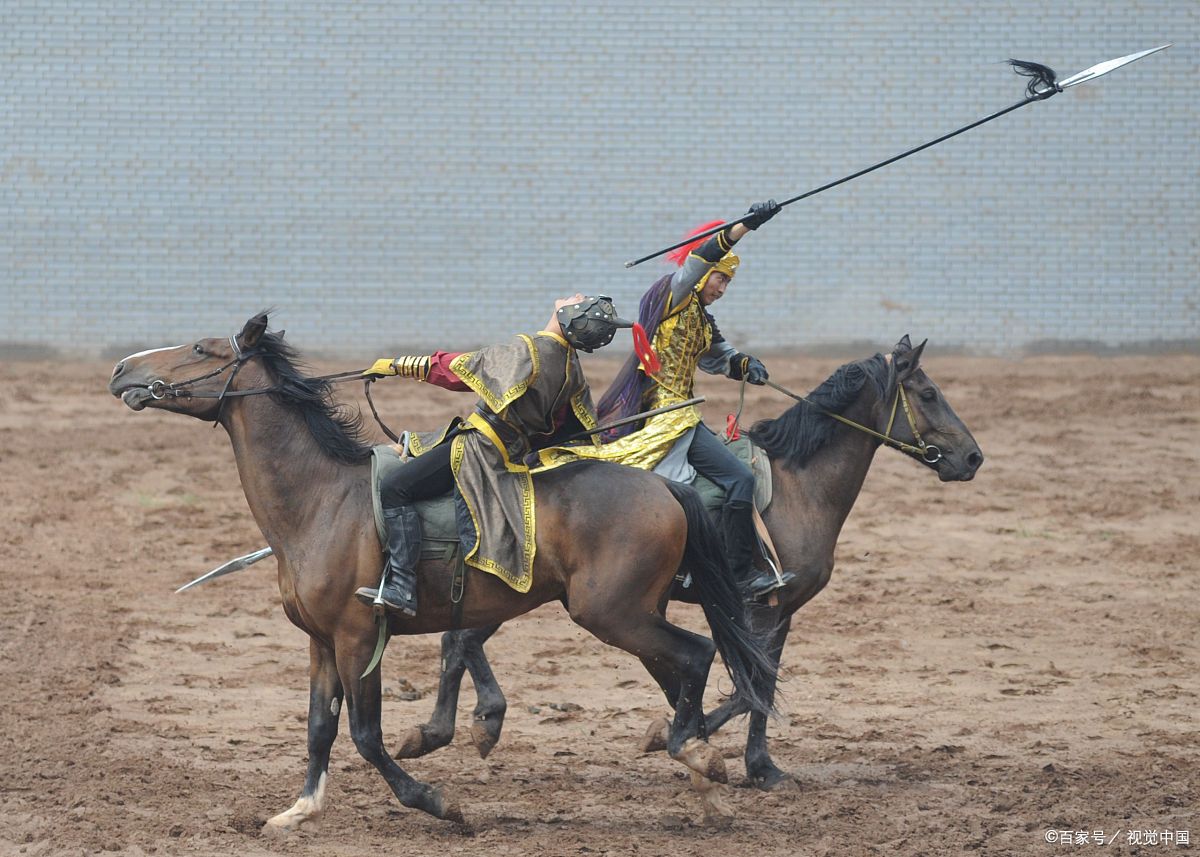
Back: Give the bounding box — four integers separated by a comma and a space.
1058, 43, 1172, 89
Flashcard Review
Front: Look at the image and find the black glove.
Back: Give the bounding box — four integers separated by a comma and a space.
730, 352, 769, 385
741, 199, 781, 231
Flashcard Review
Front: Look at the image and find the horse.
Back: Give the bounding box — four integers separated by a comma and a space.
107, 311, 779, 830
391, 335, 984, 789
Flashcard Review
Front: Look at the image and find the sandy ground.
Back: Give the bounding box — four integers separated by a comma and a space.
0, 348, 1196, 857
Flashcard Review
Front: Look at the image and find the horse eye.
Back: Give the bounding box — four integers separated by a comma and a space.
193, 343, 206, 355
920, 388, 937, 402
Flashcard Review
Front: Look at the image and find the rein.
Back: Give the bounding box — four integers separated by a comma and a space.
146, 335, 401, 440
751, 375, 942, 465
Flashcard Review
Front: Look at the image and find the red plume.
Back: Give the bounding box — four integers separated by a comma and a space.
665, 220, 725, 267
632, 323, 661, 374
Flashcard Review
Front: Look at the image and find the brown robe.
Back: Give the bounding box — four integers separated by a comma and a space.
444, 331, 597, 592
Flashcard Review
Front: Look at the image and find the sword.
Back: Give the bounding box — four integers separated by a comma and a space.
624, 44, 1172, 268
175, 546, 275, 593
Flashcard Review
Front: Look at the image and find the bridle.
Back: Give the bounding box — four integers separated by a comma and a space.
146, 336, 272, 424
145, 335, 399, 439
732, 367, 942, 466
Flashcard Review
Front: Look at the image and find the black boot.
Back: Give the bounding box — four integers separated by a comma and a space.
356, 505, 422, 616
721, 503, 795, 600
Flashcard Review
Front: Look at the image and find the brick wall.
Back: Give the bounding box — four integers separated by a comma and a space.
2, 1, 1196, 357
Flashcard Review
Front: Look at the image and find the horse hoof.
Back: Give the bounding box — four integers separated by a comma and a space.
750, 766, 799, 792
263, 811, 311, 835
687, 770, 734, 826
639, 717, 670, 753
262, 779, 326, 833
432, 787, 467, 826
470, 720, 500, 759
677, 738, 728, 785
394, 725, 431, 759
699, 783, 735, 828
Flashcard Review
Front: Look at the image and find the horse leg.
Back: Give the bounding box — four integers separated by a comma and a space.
630, 621, 735, 824
569, 599, 725, 787
635, 655, 681, 753
394, 624, 506, 760
338, 628, 466, 824
265, 639, 343, 832
462, 625, 507, 757
744, 616, 795, 790
639, 603, 780, 753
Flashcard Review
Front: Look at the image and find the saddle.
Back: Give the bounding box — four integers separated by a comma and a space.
369, 444, 463, 564
368, 435, 773, 555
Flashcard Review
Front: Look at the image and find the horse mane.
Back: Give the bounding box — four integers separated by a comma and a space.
747, 353, 891, 470
253, 330, 375, 465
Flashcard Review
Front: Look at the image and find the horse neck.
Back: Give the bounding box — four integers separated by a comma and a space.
765, 387, 885, 565
219, 388, 367, 548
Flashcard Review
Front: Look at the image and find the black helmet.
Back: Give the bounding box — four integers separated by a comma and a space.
556, 295, 634, 352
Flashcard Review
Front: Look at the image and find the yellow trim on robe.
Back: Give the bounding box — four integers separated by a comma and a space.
536, 329, 570, 348
448, 334, 540, 414
465, 412, 528, 474
451, 415, 537, 592
406, 420, 456, 458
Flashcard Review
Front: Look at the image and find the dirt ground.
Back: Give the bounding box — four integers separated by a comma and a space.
1, 347, 1196, 857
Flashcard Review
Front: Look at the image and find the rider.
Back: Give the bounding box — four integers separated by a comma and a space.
542, 201, 792, 598
355, 294, 631, 616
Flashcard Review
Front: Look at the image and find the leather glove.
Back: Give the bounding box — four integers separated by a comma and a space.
741, 199, 781, 231
363, 358, 397, 379
730, 352, 769, 385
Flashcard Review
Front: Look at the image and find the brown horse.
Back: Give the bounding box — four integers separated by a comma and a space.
107, 312, 778, 830
394, 335, 984, 789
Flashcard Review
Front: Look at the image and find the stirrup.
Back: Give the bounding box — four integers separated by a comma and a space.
744, 570, 796, 598
355, 585, 417, 617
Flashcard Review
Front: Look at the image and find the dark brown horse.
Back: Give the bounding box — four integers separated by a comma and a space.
107, 312, 778, 830
394, 335, 984, 789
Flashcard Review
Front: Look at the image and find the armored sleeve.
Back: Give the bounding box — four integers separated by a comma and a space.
698, 339, 739, 377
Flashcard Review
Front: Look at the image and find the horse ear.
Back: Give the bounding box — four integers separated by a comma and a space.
239, 313, 269, 348
895, 338, 927, 381
894, 333, 913, 353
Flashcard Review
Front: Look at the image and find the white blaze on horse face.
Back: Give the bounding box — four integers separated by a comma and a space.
121, 344, 185, 362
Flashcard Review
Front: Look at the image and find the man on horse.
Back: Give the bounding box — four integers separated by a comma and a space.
541, 201, 793, 598
355, 294, 632, 617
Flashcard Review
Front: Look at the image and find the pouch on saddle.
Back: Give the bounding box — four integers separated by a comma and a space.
691, 437, 773, 514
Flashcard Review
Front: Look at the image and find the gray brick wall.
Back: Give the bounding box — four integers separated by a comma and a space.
2, 1, 1196, 357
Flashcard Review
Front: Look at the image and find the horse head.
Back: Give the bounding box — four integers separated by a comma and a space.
887, 334, 983, 482
108, 312, 271, 421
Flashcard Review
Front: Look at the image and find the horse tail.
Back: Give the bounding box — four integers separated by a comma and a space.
664, 480, 779, 718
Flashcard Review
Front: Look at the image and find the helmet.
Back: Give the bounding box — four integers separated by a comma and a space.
666, 221, 740, 289
556, 295, 634, 353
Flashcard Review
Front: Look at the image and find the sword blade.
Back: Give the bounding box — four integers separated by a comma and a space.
175, 546, 275, 593
1058, 44, 1172, 89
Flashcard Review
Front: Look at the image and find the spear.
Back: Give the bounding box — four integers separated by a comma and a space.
624, 44, 1172, 269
